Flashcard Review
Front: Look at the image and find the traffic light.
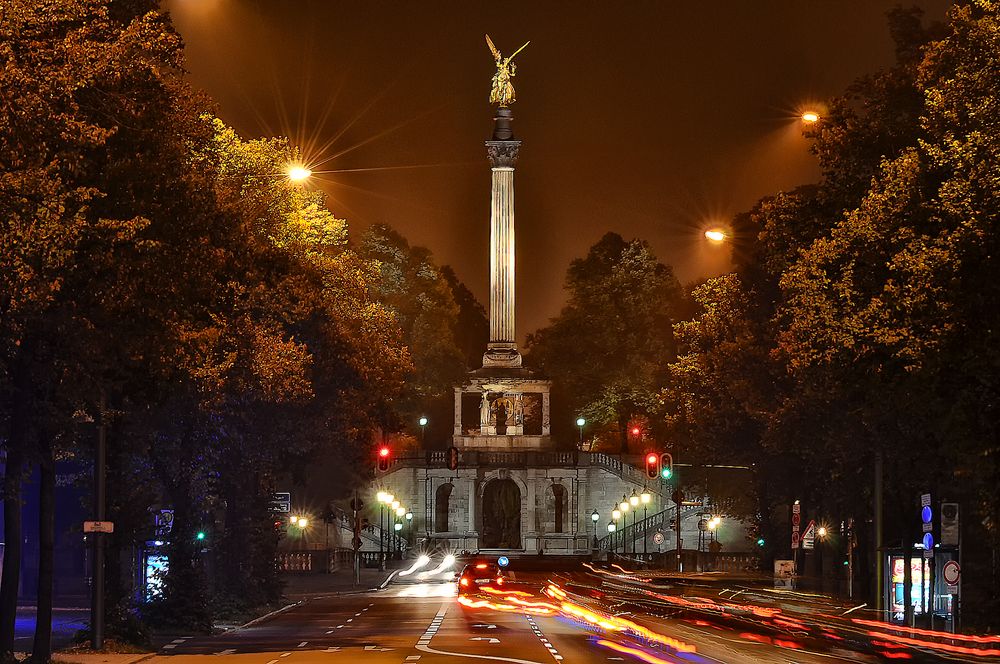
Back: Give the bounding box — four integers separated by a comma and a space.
645, 452, 660, 479
660, 452, 673, 480
447, 446, 460, 471
195, 531, 206, 541
377, 446, 391, 472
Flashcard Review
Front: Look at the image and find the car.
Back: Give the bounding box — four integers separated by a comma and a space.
457, 562, 505, 594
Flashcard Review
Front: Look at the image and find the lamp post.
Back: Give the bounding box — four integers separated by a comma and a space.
576, 417, 586, 448
641, 490, 651, 556
629, 491, 639, 557
612, 509, 622, 553
405, 511, 413, 548
591, 509, 600, 548
619, 496, 630, 554
419, 416, 428, 447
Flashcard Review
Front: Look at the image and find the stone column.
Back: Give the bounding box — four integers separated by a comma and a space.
483, 107, 522, 368
453, 387, 463, 437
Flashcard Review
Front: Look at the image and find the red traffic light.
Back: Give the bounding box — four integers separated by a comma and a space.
376, 446, 391, 472
645, 452, 660, 479
631, 427, 641, 436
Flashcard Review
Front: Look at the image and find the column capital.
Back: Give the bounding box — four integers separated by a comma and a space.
486, 140, 521, 168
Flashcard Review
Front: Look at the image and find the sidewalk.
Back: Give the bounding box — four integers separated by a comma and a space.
280, 568, 396, 600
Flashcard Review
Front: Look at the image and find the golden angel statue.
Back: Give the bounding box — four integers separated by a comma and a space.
486, 35, 529, 107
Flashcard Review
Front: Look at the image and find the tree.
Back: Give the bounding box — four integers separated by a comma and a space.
357, 225, 466, 444
777, 0, 1000, 623
527, 232, 682, 451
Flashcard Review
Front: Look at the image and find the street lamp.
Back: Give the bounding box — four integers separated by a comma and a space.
591, 509, 600, 548
419, 416, 428, 447
287, 165, 312, 182
612, 508, 622, 553
576, 417, 586, 447
705, 229, 727, 243
641, 490, 651, 555
801, 111, 820, 123
619, 496, 630, 554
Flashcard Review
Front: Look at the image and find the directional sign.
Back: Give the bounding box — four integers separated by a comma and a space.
470, 637, 500, 644
84, 521, 114, 533
270, 492, 291, 513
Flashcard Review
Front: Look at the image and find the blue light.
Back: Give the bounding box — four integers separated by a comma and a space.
922, 532, 934, 550
921, 505, 933, 524
497, 556, 509, 568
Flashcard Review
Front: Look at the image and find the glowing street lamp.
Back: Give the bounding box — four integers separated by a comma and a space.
629, 491, 639, 507
705, 229, 727, 243
297, 518, 309, 529
376, 491, 387, 503
801, 111, 820, 124
391, 500, 400, 510
576, 417, 586, 447
287, 165, 312, 182
396, 506, 406, 517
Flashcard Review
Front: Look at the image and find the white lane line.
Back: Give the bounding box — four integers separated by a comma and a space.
162, 645, 176, 650
280, 652, 292, 658
405, 657, 421, 662
347, 618, 353, 622
526, 615, 563, 662
355, 612, 362, 616
265, 660, 279, 664
215, 649, 236, 655
413, 604, 548, 664
297, 641, 308, 648
325, 647, 341, 653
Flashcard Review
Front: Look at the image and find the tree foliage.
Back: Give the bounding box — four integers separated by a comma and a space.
527, 232, 682, 450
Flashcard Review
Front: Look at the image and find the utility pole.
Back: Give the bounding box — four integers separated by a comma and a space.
91, 392, 107, 651
875, 451, 884, 621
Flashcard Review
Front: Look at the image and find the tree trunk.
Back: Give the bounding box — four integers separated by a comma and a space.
31, 444, 55, 663
0, 445, 24, 662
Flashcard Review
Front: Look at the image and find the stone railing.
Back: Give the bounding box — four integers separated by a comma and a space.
400, 450, 579, 469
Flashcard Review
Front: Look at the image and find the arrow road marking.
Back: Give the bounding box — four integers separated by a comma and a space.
364, 645, 394, 651
473, 623, 498, 629
470, 637, 501, 644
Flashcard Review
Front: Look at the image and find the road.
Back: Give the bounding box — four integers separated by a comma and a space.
156, 567, 998, 664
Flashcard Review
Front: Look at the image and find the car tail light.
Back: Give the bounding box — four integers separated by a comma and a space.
460, 577, 470, 587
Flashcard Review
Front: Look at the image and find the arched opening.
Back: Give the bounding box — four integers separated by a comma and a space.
481, 478, 521, 549
435, 483, 453, 533
550, 484, 566, 533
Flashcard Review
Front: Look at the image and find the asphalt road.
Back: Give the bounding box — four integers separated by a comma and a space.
154, 570, 998, 663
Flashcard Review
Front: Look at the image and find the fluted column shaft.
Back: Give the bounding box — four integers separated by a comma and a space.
490, 167, 515, 344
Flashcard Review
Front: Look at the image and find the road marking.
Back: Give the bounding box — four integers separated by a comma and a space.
297, 641, 308, 648
355, 612, 362, 616
364, 645, 393, 651
526, 615, 564, 662
347, 618, 353, 622
266, 659, 279, 664
215, 649, 236, 655
405, 657, 421, 662
325, 647, 341, 653
414, 604, 547, 664
280, 652, 292, 658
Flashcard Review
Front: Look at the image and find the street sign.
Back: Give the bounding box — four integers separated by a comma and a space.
153, 509, 174, 537
791, 531, 800, 549
653, 532, 665, 545
349, 497, 365, 511
497, 555, 510, 567
791, 513, 801, 527
942, 560, 961, 592
801, 520, 816, 550
84, 521, 114, 533
270, 492, 291, 513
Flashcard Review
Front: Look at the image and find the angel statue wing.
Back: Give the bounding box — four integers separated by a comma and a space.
485, 34, 501, 61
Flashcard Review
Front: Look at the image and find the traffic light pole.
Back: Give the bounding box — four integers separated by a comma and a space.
91, 392, 107, 651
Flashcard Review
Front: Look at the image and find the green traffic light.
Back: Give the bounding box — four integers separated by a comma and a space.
661, 468, 672, 479
756, 538, 765, 547
196, 531, 206, 541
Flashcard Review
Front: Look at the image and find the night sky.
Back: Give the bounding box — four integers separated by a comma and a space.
165, 0, 952, 342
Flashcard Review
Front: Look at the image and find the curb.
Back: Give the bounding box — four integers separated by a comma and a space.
228, 601, 303, 632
